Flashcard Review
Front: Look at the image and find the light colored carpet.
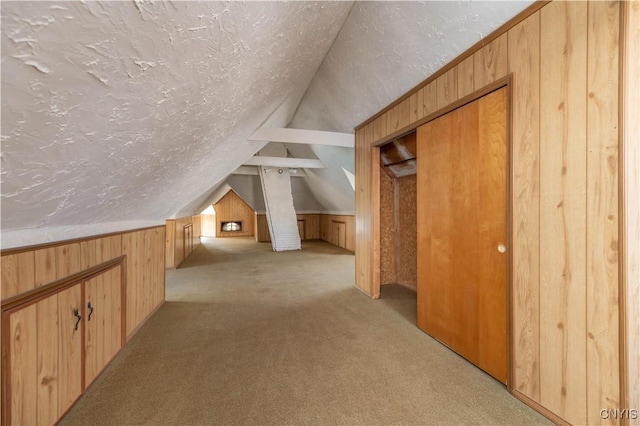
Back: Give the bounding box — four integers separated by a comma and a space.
60, 237, 552, 425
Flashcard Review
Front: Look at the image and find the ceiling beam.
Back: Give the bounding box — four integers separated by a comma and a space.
249, 127, 354, 148
232, 166, 307, 177
242, 156, 325, 169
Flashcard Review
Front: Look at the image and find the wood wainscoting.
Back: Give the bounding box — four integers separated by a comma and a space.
1, 226, 166, 425
255, 213, 354, 252
355, 1, 629, 424
165, 215, 202, 269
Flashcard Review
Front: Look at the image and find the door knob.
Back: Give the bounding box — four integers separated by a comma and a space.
497, 243, 506, 253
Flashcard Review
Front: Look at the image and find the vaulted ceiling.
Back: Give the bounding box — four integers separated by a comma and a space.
1, 1, 533, 249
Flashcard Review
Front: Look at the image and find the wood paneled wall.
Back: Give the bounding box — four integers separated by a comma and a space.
122, 227, 165, 337
254, 214, 321, 243
320, 215, 355, 252
623, 1, 640, 422
355, 1, 629, 424
165, 215, 201, 269
1, 226, 165, 336
1, 226, 166, 424
214, 191, 255, 238
255, 213, 271, 243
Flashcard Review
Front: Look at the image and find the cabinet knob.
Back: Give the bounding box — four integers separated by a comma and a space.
497, 243, 506, 254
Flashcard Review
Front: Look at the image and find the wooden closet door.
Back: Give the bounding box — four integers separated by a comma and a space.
416, 87, 508, 384
84, 266, 122, 387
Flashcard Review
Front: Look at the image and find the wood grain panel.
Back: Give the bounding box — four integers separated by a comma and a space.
476, 88, 509, 384
34, 248, 56, 288
422, 82, 438, 118
215, 191, 255, 238
586, 2, 620, 424
436, 67, 457, 110
255, 214, 271, 243
417, 89, 508, 384
9, 303, 37, 426
80, 239, 97, 270
2, 227, 163, 425
474, 33, 508, 90
389, 99, 410, 133
508, 10, 541, 400
36, 293, 59, 425
353, 1, 626, 424
84, 267, 122, 388
539, 2, 588, 423
623, 1, 640, 421
295, 214, 320, 240
55, 243, 81, 279
122, 231, 139, 337
409, 90, 422, 124
107, 235, 122, 262
1, 251, 35, 300
355, 124, 374, 295
457, 55, 475, 98
320, 215, 355, 252
373, 111, 389, 143
57, 284, 82, 416
305, 214, 320, 240
84, 274, 101, 386
153, 228, 165, 309
165, 220, 175, 268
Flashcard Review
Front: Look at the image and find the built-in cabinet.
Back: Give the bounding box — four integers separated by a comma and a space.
1, 226, 165, 426
255, 213, 354, 252
165, 216, 201, 269
3, 262, 123, 425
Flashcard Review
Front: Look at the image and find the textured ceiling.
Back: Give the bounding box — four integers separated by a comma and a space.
1, 1, 533, 249
1, 1, 352, 248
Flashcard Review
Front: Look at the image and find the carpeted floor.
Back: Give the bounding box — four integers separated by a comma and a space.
60, 237, 551, 425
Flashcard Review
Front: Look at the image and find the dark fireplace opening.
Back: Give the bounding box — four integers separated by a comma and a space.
221, 221, 242, 232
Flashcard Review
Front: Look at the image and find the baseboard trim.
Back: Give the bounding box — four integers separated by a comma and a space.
511, 389, 569, 426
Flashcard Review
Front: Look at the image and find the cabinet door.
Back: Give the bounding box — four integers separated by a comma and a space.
7, 285, 82, 425
84, 266, 122, 386
58, 285, 83, 416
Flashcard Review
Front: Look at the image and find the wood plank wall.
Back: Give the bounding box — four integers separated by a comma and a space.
354, 1, 627, 424
623, 1, 640, 422
319, 215, 355, 252
255, 213, 354, 252
214, 191, 255, 238
1, 226, 166, 338
255, 214, 320, 243
165, 215, 202, 269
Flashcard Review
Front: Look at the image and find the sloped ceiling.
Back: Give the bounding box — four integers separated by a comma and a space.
0, 1, 353, 248
288, 1, 533, 212
1, 1, 533, 249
